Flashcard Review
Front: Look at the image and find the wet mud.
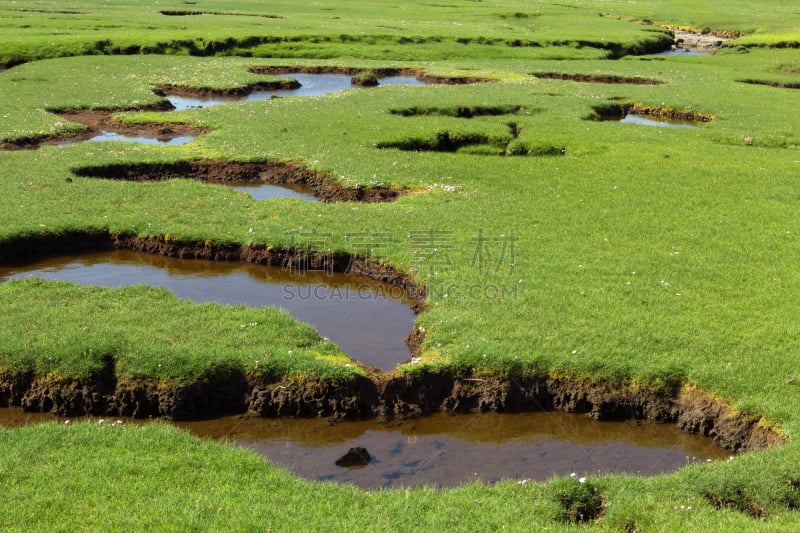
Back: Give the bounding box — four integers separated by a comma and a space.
159, 10, 283, 19
388, 104, 527, 118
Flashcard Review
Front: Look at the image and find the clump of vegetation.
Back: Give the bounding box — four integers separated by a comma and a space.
551, 475, 604, 523
351, 70, 379, 86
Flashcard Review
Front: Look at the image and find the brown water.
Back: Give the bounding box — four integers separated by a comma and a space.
0, 250, 416, 370
0, 407, 730, 488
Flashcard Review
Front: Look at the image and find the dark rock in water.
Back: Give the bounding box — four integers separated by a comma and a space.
335, 447, 371, 467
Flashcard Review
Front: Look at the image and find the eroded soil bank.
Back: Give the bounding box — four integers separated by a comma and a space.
0, 232, 784, 453
72, 159, 409, 203
0, 367, 783, 453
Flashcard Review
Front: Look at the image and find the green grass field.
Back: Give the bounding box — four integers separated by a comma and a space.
1, 0, 800, 530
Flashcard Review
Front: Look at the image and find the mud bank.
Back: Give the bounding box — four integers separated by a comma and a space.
72, 159, 409, 203
0, 366, 783, 453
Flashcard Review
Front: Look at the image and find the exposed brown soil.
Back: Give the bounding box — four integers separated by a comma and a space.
249, 65, 496, 85
0, 356, 784, 453
532, 72, 664, 85
72, 159, 410, 203
0, 232, 785, 453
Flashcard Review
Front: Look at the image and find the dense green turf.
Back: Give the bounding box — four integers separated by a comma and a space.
2, 421, 800, 531
1, 0, 800, 530
0, 279, 356, 381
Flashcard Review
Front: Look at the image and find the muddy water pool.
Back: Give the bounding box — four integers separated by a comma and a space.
0, 407, 730, 488
0, 250, 416, 370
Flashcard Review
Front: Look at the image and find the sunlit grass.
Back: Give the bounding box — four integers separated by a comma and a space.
1, 0, 800, 531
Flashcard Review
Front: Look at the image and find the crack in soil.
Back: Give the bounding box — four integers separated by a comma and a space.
388, 104, 528, 118
737, 78, 800, 90
532, 72, 665, 85
159, 10, 284, 19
